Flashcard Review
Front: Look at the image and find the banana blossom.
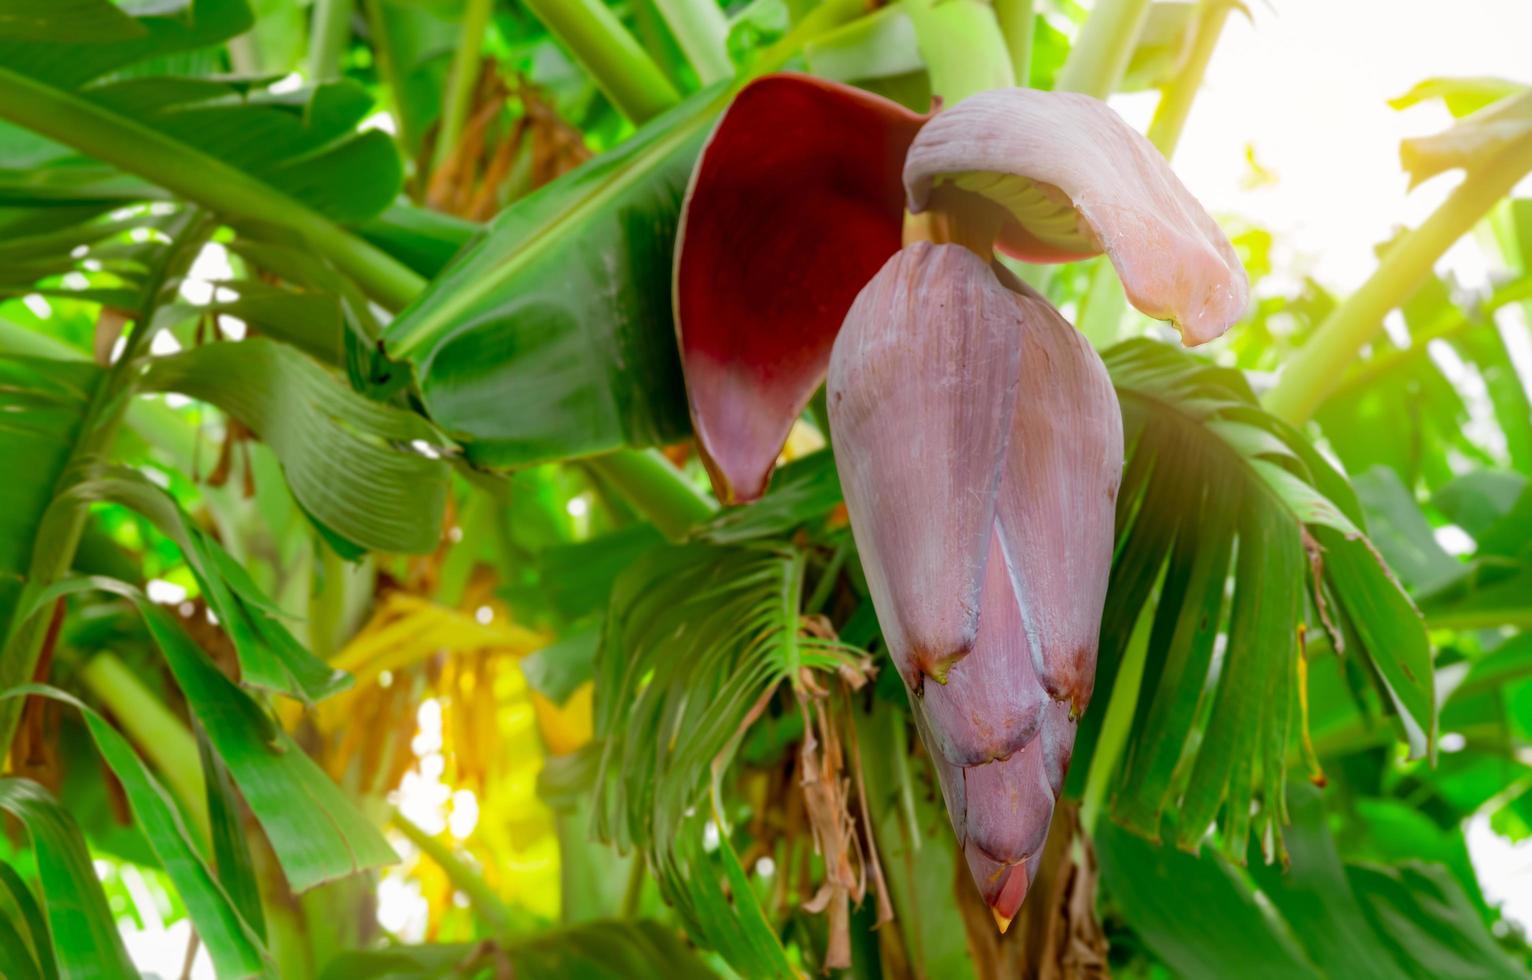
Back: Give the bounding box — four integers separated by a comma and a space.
672, 74, 1247, 928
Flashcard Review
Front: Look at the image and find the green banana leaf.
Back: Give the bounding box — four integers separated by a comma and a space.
1098, 784, 1527, 979
0, 0, 400, 224
141, 339, 450, 555
0, 778, 136, 979
382, 87, 732, 466
28, 578, 398, 893
1, 686, 273, 978
319, 919, 718, 979
0, 355, 101, 639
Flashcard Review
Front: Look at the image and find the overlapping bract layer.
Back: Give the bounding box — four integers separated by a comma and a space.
826, 243, 1022, 685
829, 243, 1121, 925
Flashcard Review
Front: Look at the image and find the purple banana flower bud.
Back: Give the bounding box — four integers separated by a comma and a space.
829, 242, 1120, 928
670, 74, 1245, 929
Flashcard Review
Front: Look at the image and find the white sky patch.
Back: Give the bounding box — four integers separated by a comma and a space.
376, 872, 429, 942
449, 788, 480, 839
22, 294, 49, 318
1467, 813, 1532, 934
1496, 305, 1532, 399
145, 579, 187, 604
178, 242, 235, 306
362, 110, 399, 136
270, 72, 304, 94
149, 330, 182, 356
1161, 0, 1532, 297
1433, 525, 1476, 557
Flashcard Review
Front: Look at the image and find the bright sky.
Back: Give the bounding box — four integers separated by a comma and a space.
1140, 0, 1532, 291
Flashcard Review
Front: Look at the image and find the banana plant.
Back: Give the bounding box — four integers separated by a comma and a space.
0, 0, 1530, 977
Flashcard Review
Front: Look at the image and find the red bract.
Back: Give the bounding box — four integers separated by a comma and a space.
674, 75, 925, 503
672, 74, 1243, 927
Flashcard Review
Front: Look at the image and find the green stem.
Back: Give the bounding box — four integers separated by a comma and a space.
619, 854, 647, 918
366, 0, 417, 161
431, 0, 494, 175
521, 0, 681, 123
77, 653, 209, 834
904, 0, 1016, 104
0, 212, 213, 763
584, 449, 716, 540
1264, 136, 1532, 425
307, 0, 354, 82
1144, 0, 1232, 157
1054, 0, 1151, 98
1076, 259, 1128, 346
1324, 277, 1532, 403
0, 67, 426, 313
650, 0, 733, 84
749, 0, 867, 74
390, 813, 522, 938
994, 0, 1035, 85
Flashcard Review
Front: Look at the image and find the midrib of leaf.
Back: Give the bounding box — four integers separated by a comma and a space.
0, 208, 212, 759
0, 65, 424, 313
383, 89, 727, 358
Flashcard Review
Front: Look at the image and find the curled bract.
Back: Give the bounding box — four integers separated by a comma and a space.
903, 87, 1249, 345
674, 74, 925, 503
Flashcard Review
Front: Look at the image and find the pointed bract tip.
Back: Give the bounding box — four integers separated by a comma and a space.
991, 907, 1013, 935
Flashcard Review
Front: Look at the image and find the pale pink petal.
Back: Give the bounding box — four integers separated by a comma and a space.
829, 242, 1022, 684
903, 88, 1248, 345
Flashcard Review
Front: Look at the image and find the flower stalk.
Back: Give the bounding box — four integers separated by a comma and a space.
650, 0, 733, 84
1265, 135, 1532, 425
520, 0, 682, 123
307, 0, 355, 82
1054, 0, 1151, 98
431, 0, 496, 174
